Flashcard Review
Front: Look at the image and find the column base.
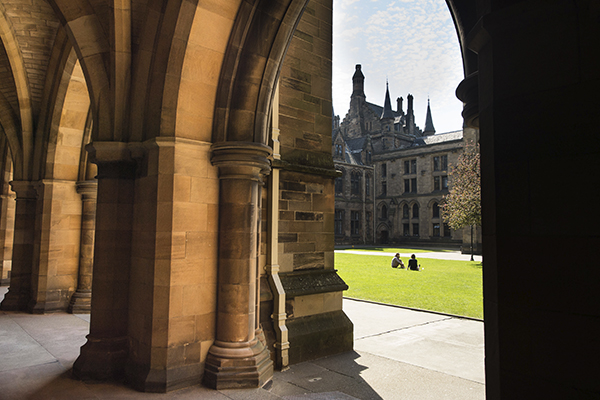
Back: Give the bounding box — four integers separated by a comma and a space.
127, 361, 204, 393
203, 338, 273, 390
68, 291, 92, 314
73, 335, 128, 381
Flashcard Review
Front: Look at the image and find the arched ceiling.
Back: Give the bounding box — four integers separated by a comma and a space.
0, 0, 60, 120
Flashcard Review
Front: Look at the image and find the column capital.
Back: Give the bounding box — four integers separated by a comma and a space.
76, 180, 98, 199
9, 180, 38, 199
210, 141, 272, 178
85, 142, 144, 179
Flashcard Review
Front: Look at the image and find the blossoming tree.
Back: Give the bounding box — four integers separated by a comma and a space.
441, 141, 481, 260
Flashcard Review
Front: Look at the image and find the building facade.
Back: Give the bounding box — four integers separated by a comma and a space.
333, 65, 481, 250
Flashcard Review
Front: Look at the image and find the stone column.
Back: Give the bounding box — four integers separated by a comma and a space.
0, 181, 37, 311
69, 180, 97, 313
0, 190, 15, 286
73, 143, 135, 380
203, 142, 273, 389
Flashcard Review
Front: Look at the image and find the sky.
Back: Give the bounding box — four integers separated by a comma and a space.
332, 0, 465, 134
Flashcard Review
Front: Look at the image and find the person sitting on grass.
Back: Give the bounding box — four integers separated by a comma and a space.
391, 253, 405, 269
407, 254, 420, 271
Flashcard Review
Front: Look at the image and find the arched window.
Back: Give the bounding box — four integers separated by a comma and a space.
365, 174, 371, 197
335, 143, 343, 157
412, 204, 419, 218
432, 202, 440, 218
351, 171, 361, 196
403, 204, 409, 219
381, 204, 388, 219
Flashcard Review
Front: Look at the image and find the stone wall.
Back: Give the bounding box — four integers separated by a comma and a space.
272, 0, 353, 364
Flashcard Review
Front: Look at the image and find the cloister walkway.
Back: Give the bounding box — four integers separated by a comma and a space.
0, 288, 484, 399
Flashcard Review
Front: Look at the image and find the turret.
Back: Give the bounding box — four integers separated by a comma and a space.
352, 64, 366, 98
396, 97, 403, 114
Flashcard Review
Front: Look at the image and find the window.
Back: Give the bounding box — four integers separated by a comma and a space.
381, 163, 387, 178
433, 223, 441, 237
366, 151, 372, 164
432, 202, 440, 218
382, 181, 387, 196
335, 210, 344, 235
403, 223, 410, 236
404, 178, 417, 193
443, 223, 451, 237
412, 204, 419, 218
434, 155, 448, 171
365, 175, 371, 197
335, 144, 343, 157
351, 171, 361, 196
404, 159, 417, 174
403, 204, 409, 219
351, 211, 360, 235
434, 175, 448, 191
381, 204, 388, 219
413, 223, 419, 237
335, 176, 343, 195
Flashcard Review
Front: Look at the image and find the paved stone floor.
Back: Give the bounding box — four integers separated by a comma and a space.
0, 287, 485, 399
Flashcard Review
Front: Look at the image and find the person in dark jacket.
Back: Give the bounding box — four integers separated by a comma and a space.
408, 254, 420, 271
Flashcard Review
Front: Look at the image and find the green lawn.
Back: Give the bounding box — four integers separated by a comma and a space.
336, 247, 454, 253
335, 252, 483, 319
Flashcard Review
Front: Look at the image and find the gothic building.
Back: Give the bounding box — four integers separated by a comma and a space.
0, 1, 598, 398
332, 65, 480, 251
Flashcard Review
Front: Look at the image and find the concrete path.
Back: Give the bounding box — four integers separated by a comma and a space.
0, 287, 485, 399
335, 249, 483, 262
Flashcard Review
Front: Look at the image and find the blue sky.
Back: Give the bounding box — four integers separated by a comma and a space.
332, 0, 464, 133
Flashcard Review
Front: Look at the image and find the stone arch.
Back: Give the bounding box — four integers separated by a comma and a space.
132, 0, 201, 141
0, 8, 31, 179
42, 50, 90, 181
212, 0, 310, 145
0, 93, 23, 178
46, 0, 111, 142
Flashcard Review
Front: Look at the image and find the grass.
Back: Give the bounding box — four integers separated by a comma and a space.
336, 247, 455, 253
335, 252, 483, 319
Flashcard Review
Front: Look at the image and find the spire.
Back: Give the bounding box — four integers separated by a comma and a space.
381, 80, 394, 120
424, 98, 436, 135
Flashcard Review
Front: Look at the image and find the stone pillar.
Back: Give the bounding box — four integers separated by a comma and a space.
0, 190, 16, 286
73, 143, 135, 380
0, 181, 37, 310
69, 180, 97, 313
203, 142, 273, 389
